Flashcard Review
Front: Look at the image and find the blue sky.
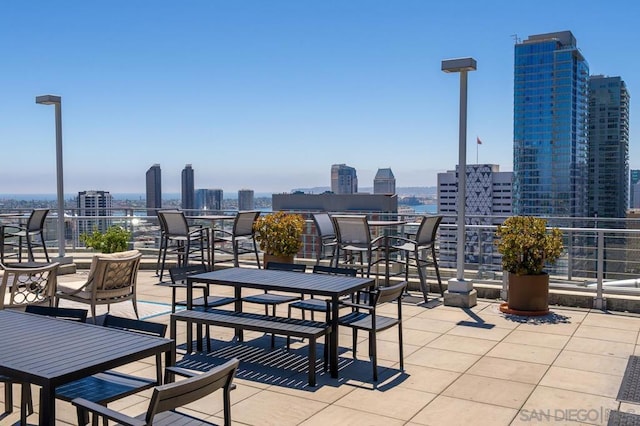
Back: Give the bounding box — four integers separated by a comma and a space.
1, 1, 639, 195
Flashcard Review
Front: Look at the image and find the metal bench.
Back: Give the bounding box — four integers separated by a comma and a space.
171, 309, 331, 386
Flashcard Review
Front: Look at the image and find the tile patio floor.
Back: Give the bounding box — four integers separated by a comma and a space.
3, 269, 640, 425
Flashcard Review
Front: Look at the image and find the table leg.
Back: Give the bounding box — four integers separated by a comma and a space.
234, 286, 244, 341
330, 295, 339, 378
39, 384, 55, 426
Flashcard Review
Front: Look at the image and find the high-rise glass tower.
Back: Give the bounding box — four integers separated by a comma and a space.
238, 189, 255, 210
145, 164, 162, 216
195, 189, 223, 211
181, 164, 195, 211
331, 164, 358, 194
631, 170, 640, 208
587, 75, 630, 218
373, 168, 396, 194
513, 31, 589, 217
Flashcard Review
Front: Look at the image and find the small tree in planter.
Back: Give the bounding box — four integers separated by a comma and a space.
495, 216, 563, 315
253, 211, 305, 265
80, 226, 131, 254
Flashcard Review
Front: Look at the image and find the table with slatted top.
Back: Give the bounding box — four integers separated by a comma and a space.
0, 310, 174, 425
187, 267, 375, 378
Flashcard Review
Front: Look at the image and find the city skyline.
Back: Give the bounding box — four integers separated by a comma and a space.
1, 2, 638, 194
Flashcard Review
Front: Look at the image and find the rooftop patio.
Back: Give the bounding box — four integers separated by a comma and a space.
3, 268, 640, 425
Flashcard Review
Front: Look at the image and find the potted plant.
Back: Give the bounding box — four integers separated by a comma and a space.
494, 216, 563, 315
253, 211, 305, 265
80, 225, 131, 254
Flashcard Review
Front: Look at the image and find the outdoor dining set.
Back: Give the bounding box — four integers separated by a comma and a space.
0, 208, 443, 425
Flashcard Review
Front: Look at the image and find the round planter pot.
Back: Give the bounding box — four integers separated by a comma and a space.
500, 272, 549, 316
263, 254, 294, 267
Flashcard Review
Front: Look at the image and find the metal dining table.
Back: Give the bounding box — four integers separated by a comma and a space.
0, 310, 175, 425
186, 267, 375, 378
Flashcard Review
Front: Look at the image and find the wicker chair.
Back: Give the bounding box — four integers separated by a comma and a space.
55, 250, 142, 323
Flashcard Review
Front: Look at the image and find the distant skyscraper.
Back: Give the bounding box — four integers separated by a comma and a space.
195, 189, 223, 211
373, 168, 396, 194
513, 31, 589, 217
331, 164, 358, 194
146, 164, 162, 216
77, 190, 113, 236
631, 170, 640, 208
238, 189, 255, 210
181, 164, 195, 211
438, 164, 513, 269
587, 75, 630, 218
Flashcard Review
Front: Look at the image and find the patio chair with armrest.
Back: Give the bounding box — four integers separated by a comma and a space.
312, 212, 337, 266
169, 264, 236, 352
72, 358, 240, 426
391, 215, 444, 300
156, 210, 209, 282
332, 215, 385, 277
212, 210, 261, 268
337, 280, 408, 381
55, 250, 142, 323
0, 261, 59, 309
1, 208, 50, 263
242, 261, 306, 347
56, 314, 168, 425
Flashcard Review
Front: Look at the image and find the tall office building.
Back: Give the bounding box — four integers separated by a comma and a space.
181, 164, 195, 211
373, 168, 396, 194
195, 189, 223, 211
513, 31, 589, 217
438, 164, 513, 270
631, 170, 640, 209
587, 75, 630, 219
238, 189, 255, 210
77, 190, 113, 236
146, 164, 162, 216
331, 164, 358, 194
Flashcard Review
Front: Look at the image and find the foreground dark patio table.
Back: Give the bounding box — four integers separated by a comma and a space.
187, 267, 375, 378
0, 310, 175, 425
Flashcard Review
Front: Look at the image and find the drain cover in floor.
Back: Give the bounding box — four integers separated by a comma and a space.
608, 410, 640, 426
617, 356, 640, 403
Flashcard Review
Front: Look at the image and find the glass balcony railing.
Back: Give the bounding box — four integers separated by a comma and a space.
3, 208, 640, 306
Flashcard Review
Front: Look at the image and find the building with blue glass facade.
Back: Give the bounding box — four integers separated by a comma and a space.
513, 31, 589, 217
587, 75, 630, 219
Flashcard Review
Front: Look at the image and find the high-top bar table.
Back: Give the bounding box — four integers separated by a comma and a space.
187, 267, 375, 378
0, 310, 175, 425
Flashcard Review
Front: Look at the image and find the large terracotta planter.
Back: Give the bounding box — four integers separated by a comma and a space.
500, 272, 549, 316
263, 254, 294, 267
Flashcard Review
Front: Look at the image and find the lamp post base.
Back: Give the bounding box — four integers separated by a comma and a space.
444, 278, 477, 308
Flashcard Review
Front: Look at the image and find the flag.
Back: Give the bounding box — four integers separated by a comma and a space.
477, 137, 482, 145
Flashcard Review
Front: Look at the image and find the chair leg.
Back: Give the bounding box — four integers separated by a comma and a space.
17, 235, 23, 262
26, 234, 34, 262
132, 296, 140, 319
21, 383, 33, 425
91, 305, 97, 324
371, 330, 378, 381
416, 249, 429, 302
398, 323, 404, 371
432, 246, 444, 296
41, 232, 50, 262
232, 240, 240, 267
253, 240, 261, 269
352, 329, 358, 358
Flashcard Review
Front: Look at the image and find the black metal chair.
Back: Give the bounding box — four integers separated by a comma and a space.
1, 209, 50, 263
24, 305, 88, 322
156, 210, 209, 282
72, 358, 239, 426
312, 213, 337, 266
55, 315, 168, 425
332, 214, 385, 276
169, 264, 236, 352
391, 215, 444, 300
286, 265, 357, 350
337, 281, 408, 381
242, 261, 305, 347
213, 210, 261, 268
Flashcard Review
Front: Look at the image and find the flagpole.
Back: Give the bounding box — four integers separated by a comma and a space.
476, 140, 478, 164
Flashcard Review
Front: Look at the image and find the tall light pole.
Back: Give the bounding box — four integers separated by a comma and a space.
441, 57, 477, 307
36, 94, 67, 261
